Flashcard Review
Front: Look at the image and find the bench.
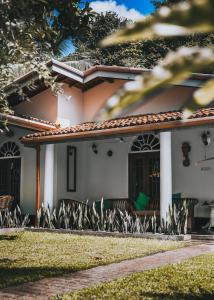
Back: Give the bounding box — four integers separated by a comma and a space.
59, 198, 131, 211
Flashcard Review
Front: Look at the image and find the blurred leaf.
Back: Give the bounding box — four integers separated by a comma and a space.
194, 78, 214, 105
99, 46, 214, 119
102, 0, 214, 46
183, 78, 214, 117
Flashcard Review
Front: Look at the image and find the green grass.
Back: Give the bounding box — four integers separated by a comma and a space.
58, 253, 214, 300
0, 231, 184, 288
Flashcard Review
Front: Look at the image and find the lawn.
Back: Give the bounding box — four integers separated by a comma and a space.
58, 253, 214, 300
0, 231, 184, 289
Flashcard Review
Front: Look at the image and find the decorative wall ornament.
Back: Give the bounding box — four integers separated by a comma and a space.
67, 146, 76, 192
131, 134, 160, 152
92, 143, 98, 154
0, 141, 20, 157
182, 142, 191, 167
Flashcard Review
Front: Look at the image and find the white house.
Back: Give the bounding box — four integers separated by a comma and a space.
1, 60, 214, 231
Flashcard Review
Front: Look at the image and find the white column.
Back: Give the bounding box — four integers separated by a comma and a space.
44, 144, 55, 210
160, 131, 172, 221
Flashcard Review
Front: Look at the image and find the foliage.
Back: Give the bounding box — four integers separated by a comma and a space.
100, 0, 214, 119
161, 200, 188, 235
0, 206, 29, 228
65, 11, 214, 70
64, 12, 136, 68
99, 46, 214, 119
102, 0, 214, 44
37, 200, 151, 234
37, 199, 188, 235
0, 231, 182, 289
59, 253, 214, 300
152, 0, 189, 9
0, 0, 94, 116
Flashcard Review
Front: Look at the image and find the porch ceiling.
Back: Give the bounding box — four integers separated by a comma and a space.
21, 108, 214, 145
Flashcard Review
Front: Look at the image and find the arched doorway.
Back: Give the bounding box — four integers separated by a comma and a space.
129, 134, 160, 210
0, 141, 21, 206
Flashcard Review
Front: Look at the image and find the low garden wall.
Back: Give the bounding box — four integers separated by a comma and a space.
25, 227, 191, 241
0, 228, 25, 235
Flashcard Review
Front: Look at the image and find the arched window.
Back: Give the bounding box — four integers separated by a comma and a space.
0, 142, 20, 157
131, 134, 160, 152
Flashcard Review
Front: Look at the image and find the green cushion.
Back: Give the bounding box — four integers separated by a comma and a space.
95, 199, 113, 210
134, 192, 150, 211
172, 193, 181, 206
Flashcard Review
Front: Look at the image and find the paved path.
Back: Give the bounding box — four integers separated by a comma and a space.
0, 243, 213, 300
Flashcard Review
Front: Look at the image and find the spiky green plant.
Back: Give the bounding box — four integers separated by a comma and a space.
36, 199, 188, 235
161, 200, 189, 235
0, 205, 29, 228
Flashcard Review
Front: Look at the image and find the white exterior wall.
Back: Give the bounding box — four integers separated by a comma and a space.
55, 138, 131, 203
54, 127, 214, 219
4, 126, 214, 218
172, 127, 214, 217
57, 85, 84, 127
0, 127, 45, 214
84, 139, 130, 201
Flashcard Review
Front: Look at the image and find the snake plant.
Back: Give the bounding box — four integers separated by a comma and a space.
36, 199, 188, 235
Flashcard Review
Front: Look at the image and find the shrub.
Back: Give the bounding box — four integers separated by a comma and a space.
37, 199, 188, 235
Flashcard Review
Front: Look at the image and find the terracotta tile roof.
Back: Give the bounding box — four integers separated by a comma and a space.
14, 114, 57, 127
190, 107, 214, 119
21, 107, 214, 141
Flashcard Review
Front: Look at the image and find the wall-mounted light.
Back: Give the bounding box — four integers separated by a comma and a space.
92, 143, 98, 154
107, 150, 113, 157
201, 131, 211, 146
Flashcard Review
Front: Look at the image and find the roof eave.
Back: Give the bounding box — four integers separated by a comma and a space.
21, 116, 214, 145
2, 114, 57, 131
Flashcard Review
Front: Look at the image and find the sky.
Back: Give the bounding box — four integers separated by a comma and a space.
89, 0, 156, 20
61, 0, 157, 56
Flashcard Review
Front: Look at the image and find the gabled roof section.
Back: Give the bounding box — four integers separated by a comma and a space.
52, 60, 148, 90
21, 108, 214, 145
6, 60, 149, 106
7, 59, 214, 106
1, 113, 59, 131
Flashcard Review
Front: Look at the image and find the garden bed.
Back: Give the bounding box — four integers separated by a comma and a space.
26, 227, 191, 241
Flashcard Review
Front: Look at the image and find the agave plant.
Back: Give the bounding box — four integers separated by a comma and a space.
0, 205, 29, 228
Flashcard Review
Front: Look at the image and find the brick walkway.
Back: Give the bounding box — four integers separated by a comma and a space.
0, 243, 213, 300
